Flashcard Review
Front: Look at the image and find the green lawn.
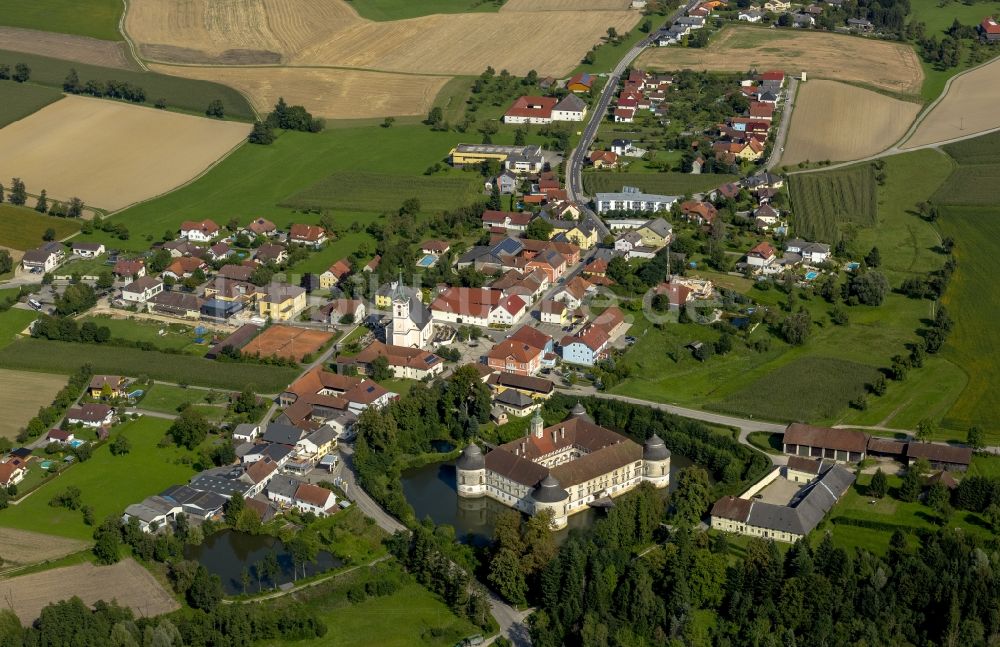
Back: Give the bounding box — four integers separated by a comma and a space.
0, 338, 299, 392
0, 204, 80, 250
280, 171, 484, 213
0, 50, 255, 121
969, 454, 1000, 478
138, 384, 227, 421
79, 316, 207, 354
288, 230, 377, 275
0, 81, 64, 128
56, 255, 112, 278
574, 26, 649, 75
0, 308, 36, 349
582, 171, 737, 197
345, 0, 503, 20
746, 431, 782, 454
0, 417, 194, 541
0, 0, 123, 40
787, 164, 877, 243
73, 124, 488, 251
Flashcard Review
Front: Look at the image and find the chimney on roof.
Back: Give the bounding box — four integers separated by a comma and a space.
551, 430, 557, 444
561, 427, 565, 439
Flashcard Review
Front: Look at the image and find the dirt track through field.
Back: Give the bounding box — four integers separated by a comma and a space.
902, 56, 1000, 148
0, 529, 88, 568
149, 64, 448, 118
0, 559, 179, 625
782, 80, 920, 165
0, 27, 137, 70
637, 26, 923, 95
0, 368, 66, 440
126, 0, 640, 75
0, 95, 250, 211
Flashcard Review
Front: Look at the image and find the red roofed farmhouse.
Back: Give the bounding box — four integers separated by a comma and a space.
503, 96, 558, 124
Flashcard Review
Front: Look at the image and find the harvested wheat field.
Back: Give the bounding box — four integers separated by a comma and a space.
501, 0, 630, 10
126, 0, 639, 75
0, 529, 88, 568
0, 559, 179, 625
242, 325, 333, 361
150, 64, 448, 118
637, 26, 923, 95
781, 81, 920, 165
903, 57, 1000, 149
0, 95, 250, 211
0, 369, 66, 440
0, 26, 136, 69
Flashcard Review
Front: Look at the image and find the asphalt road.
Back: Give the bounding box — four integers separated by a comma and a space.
765, 77, 798, 170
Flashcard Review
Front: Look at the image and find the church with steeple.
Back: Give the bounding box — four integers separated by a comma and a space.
456, 404, 671, 529
388, 276, 433, 348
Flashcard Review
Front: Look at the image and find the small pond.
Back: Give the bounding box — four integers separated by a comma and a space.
401, 453, 694, 546
185, 530, 342, 595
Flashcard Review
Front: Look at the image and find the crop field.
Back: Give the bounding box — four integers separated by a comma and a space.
582, 171, 737, 196
904, 57, 1000, 148
710, 357, 882, 422
0, 49, 255, 120
0, 529, 88, 569
930, 164, 1000, 206
0, 368, 65, 440
787, 164, 878, 242
938, 205, 1000, 432
0, 559, 179, 625
149, 64, 449, 119
636, 26, 923, 95
781, 81, 920, 165
0, 82, 64, 128
502, 0, 630, 9
282, 171, 484, 213
0, 95, 250, 211
0, 26, 134, 69
0, 205, 81, 250
0, 416, 195, 540
241, 325, 333, 361
0, 339, 299, 392
0, 0, 122, 41
126, 0, 640, 76
942, 130, 1000, 164
351, 0, 505, 20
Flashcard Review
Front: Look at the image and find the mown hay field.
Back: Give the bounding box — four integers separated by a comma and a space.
0, 559, 179, 625
0, 338, 299, 391
637, 26, 923, 95
501, 0, 630, 10
0, 529, 88, 569
0, 26, 135, 69
149, 64, 448, 119
582, 171, 738, 196
904, 57, 1000, 148
709, 357, 883, 422
0, 368, 66, 440
0, 95, 250, 211
782, 80, 920, 165
281, 171, 485, 213
787, 164, 878, 242
126, 0, 640, 75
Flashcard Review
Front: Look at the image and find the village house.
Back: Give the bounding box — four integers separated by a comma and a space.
339, 340, 444, 380
246, 217, 277, 237
487, 371, 555, 401
552, 276, 595, 310
121, 276, 164, 303
738, 10, 763, 22
482, 210, 533, 233
21, 242, 65, 274
503, 96, 559, 124
207, 243, 232, 261
0, 461, 27, 488
537, 299, 568, 325
486, 326, 553, 376
278, 366, 396, 425
492, 170, 518, 194
566, 72, 595, 92
148, 291, 203, 319
319, 258, 351, 290
72, 242, 105, 258
551, 94, 588, 121
46, 429, 75, 444
980, 16, 1000, 42
66, 403, 115, 428
681, 200, 718, 225
254, 243, 288, 265
614, 231, 657, 260
289, 224, 327, 248
636, 218, 673, 248
179, 219, 220, 242
595, 186, 679, 213
490, 269, 550, 305
420, 240, 451, 256
313, 298, 366, 324
163, 256, 207, 281
783, 423, 868, 463
589, 150, 620, 169
89, 375, 128, 399
785, 239, 831, 264
449, 144, 544, 174
113, 258, 146, 281
258, 284, 307, 321
653, 281, 694, 311
493, 389, 540, 418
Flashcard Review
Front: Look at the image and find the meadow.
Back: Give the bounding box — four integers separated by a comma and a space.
930, 164, 1000, 205
0, 204, 81, 250
138, 384, 227, 422
786, 164, 877, 242
78, 316, 208, 354
281, 171, 484, 213
348, 0, 504, 21
0, 339, 299, 392
0, 416, 194, 541
0, 307, 37, 348
941, 131, 1000, 164
0, 49, 255, 120
0, 82, 63, 128
0, 0, 122, 41
582, 171, 737, 196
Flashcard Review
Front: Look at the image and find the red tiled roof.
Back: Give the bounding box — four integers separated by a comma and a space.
180, 219, 219, 235
290, 224, 326, 242
505, 96, 558, 120
784, 423, 868, 453
113, 259, 144, 276
295, 482, 335, 508
748, 242, 775, 258
483, 210, 533, 227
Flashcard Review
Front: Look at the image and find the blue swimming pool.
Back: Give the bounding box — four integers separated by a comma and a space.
805, 271, 819, 280
68, 439, 86, 448
847, 262, 860, 271
416, 254, 436, 268
40, 460, 54, 469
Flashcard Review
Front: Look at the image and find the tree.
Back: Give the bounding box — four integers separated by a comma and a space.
205, 99, 225, 118
166, 408, 211, 449
899, 468, 922, 502
780, 311, 811, 345
0, 250, 11, 276
93, 517, 121, 565
870, 468, 888, 498
672, 466, 712, 525
248, 121, 275, 145
382, 117, 395, 128
12, 63, 30, 83
916, 418, 935, 442
260, 551, 280, 589
35, 189, 49, 213
63, 68, 80, 93
67, 197, 84, 218
865, 246, 882, 268
233, 387, 259, 415
109, 435, 131, 456
984, 503, 1000, 533
43, 228, 56, 241
927, 482, 949, 512
241, 566, 251, 595
225, 492, 246, 526
967, 426, 984, 451
489, 548, 528, 606
777, 12, 793, 26
187, 566, 223, 611
846, 270, 889, 306
370, 355, 392, 382
9, 178, 27, 206
525, 217, 554, 241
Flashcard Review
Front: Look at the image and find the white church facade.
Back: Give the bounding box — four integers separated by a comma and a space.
390, 280, 433, 348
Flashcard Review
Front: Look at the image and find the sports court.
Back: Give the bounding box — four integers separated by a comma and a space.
240, 325, 333, 361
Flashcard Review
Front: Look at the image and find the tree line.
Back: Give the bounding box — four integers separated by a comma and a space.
15, 364, 93, 443
248, 97, 324, 145
63, 68, 145, 103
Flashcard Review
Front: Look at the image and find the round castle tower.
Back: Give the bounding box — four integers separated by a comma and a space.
531, 474, 569, 530
642, 434, 671, 488
455, 444, 486, 497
